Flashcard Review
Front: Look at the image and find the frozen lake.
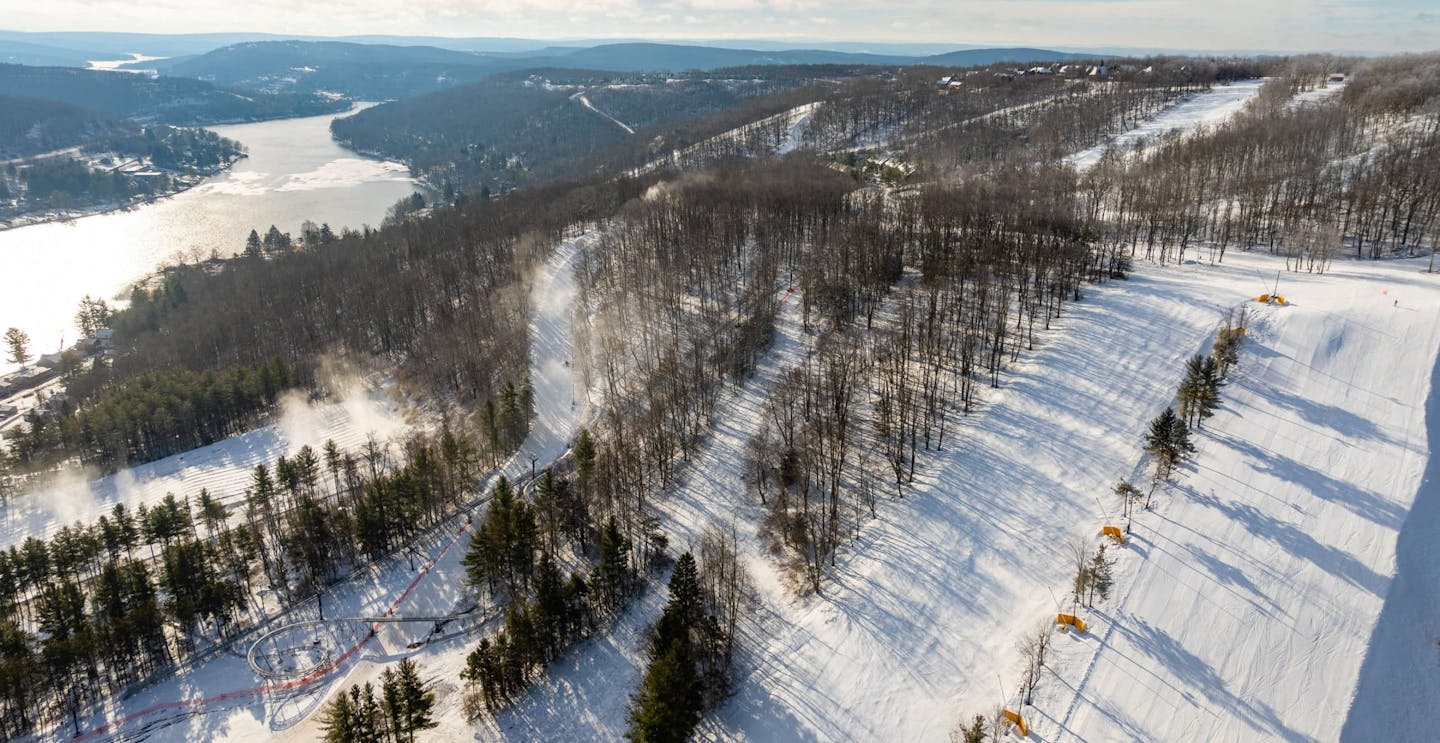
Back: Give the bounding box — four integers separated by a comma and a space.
0, 105, 418, 374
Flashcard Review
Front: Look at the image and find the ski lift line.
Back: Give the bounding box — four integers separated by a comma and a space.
81, 435, 581, 740
72, 235, 593, 741
73, 515, 476, 742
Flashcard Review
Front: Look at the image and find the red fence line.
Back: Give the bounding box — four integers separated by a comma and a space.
73, 520, 473, 741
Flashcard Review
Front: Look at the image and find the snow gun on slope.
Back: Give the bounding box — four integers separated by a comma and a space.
1256, 270, 1288, 305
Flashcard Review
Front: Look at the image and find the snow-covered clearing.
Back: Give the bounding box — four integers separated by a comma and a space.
633, 102, 821, 175
777, 103, 820, 155
66, 233, 593, 742
1, 387, 406, 550
1291, 80, 1347, 108
1037, 257, 1440, 743
486, 247, 1440, 743
1066, 79, 1267, 170
572, 91, 636, 135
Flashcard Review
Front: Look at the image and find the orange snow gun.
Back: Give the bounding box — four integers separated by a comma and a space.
1002, 709, 1029, 736
1102, 525, 1125, 544
1057, 613, 1087, 633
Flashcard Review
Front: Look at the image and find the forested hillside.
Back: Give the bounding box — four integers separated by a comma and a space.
0, 63, 333, 223
0, 64, 345, 125
0, 96, 127, 158
2, 49, 1439, 741
329, 67, 832, 194
144, 40, 514, 98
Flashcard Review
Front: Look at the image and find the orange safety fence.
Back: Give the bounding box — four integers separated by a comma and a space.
1057, 613, 1087, 633
1002, 709, 1029, 736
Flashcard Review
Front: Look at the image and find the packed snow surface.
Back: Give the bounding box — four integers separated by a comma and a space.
572, 91, 636, 135
1038, 257, 1440, 742
486, 251, 1440, 743
1067, 79, 1267, 170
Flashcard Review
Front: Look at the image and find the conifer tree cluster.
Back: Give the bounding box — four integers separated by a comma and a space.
319, 658, 436, 743
1145, 309, 1246, 495
4, 358, 303, 474
626, 534, 751, 742
1177, 354, 1223, 428
0, 427, 481, 737
1144, 406, 1195, 486
628, 552, 706, 743
459, 449, 646, 719
480, 376, 535, 466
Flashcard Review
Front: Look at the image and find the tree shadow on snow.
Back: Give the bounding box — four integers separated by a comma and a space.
1205, 429, 1406, 531
1185, 486, 1387, 597
1119, 618, 1309, 743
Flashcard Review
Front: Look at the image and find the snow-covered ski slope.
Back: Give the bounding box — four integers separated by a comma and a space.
1036, 258, 1440, 743
1066, 79, 1266, 170
1, 388, 405, 549
69, 233, 592, 742
486, 251, 1440, 743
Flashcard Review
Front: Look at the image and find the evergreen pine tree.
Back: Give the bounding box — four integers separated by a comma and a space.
393, 658, 437, 741
1088, 544, 1114, 605
573, 427, 596, 482
244, 229, 263, 259
320, 686, 360, 743
597, 516, 631, 608
960, 714, 988, 743
652, 553, 702, 656
626, 637, 702, 743
533, 552, 567, 659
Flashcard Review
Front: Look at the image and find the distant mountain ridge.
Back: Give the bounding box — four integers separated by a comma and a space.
121, 39, 1094, 99
0, 64, 347, 125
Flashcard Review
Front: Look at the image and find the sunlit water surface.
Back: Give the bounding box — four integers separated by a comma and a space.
0, 106, 416, 373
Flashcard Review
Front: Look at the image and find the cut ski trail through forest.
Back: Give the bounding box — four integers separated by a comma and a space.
1066, 78, 1266, 170
63, 233, 593, 742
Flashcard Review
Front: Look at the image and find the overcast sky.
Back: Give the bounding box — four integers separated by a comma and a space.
6, 0, 1438, 53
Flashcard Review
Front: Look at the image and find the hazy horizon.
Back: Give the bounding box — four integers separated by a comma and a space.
3, 0, 1437, 55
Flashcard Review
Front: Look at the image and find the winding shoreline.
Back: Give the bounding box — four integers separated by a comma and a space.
0, 155, 245, 232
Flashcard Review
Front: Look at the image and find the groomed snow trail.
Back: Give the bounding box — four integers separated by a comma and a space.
572, 91, 636, 135
70, 233, 592, 742
691, 259, 1262, 742
482, 249, 1440, 743
1342, 320, 1440, 740
777, 103, 820, 155
1035, 257, 1440, 743
1066, 79, 1266, 170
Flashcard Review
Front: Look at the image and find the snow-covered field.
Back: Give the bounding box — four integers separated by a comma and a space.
1, 386, 407, 550
1066, 79, 1267, 170
1292, 79, 1347, 108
